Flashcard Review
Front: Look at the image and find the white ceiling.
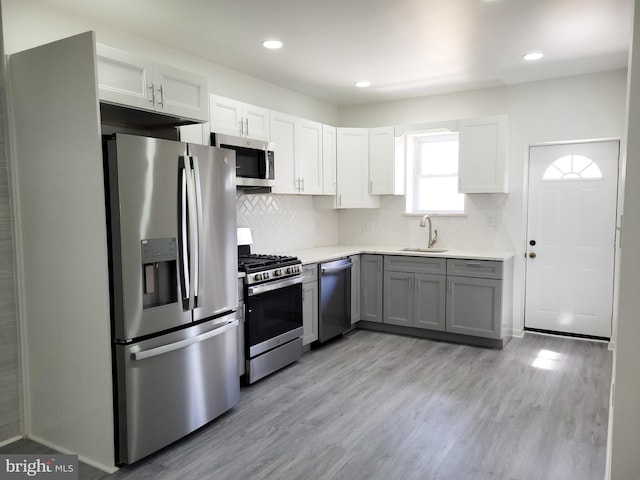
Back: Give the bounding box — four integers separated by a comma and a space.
39, 0, 632, 106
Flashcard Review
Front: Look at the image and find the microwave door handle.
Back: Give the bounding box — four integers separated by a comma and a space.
191, 155, 204, 307
184, 156, 198, 311
178, 161, 190, 309
263, 148, 271, 179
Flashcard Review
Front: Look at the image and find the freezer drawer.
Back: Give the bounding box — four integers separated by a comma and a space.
115, 314, 239, 464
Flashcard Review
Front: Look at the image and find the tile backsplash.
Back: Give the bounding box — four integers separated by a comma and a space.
338, 194, 516, 250
236, 191, 516, 253
236, 193, 339, 253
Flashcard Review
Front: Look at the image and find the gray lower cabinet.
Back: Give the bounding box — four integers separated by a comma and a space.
445, 258, 513, 340
383, 255, 446, 331
302, 264, 319, 345
237, 278, 245, 376
446, 275, 501, 338
350, 255, 361, 324
360, 254, 383, 323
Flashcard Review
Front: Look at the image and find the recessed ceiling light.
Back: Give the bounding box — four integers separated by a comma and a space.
355, 80, 371, 88
262, 40, 283, 50
523, 52, 544, 61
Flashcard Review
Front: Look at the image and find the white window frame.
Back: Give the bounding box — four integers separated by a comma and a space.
405, 130, 465, 216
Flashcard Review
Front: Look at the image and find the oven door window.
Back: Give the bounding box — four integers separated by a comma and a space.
246, 282, 302, 347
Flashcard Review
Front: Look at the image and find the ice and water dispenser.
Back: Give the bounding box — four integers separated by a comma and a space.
141, 238, 178, 309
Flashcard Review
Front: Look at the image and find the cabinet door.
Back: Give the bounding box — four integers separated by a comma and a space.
369, 126, 400, 195
243, 104, 270, 141
350, 255, 361, 324
322, 125, 337, 195
446, 276, 502, 339
295, 119, 323, 194
237, 279, 245, 376
336, 128, 380, 208
458, 115, 508, 193
270, 111, 297, 194
302, 280, 319, 345
153, 63, 208, 121
96, 44, 154, 112
383, 271, 413, 327
210, 95, 244, 136
360, 254, 383, 323
414, 273, 446, 331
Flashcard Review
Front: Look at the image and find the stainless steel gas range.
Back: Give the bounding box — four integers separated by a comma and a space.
238, 230, 303, 383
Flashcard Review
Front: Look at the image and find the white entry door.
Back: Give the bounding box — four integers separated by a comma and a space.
525, 140, 619, 338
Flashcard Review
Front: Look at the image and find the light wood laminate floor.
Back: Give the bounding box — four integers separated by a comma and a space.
2, 330, 612, 480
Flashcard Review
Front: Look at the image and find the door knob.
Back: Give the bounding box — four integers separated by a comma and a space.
528, 252, 537, 259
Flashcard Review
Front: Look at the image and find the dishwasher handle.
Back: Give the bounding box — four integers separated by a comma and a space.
131, 319, 238, 361
321, 261, 352, 275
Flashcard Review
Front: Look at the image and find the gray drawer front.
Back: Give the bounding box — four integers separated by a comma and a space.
303, 264, 318, 283
446, 259, 503, 279
384, 255, 446, 275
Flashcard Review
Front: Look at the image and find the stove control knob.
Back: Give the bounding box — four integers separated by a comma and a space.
274, 269, 282, 277
263, 272, 270, 280
254, 273, 262, 281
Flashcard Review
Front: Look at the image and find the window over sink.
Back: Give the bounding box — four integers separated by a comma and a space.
404, 130, 465, 215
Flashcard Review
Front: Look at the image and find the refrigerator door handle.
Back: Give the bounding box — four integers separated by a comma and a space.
179, 161, 190, 309
181, 156, 199, 312
130, 319, 238, 361
191, 155, 204, 307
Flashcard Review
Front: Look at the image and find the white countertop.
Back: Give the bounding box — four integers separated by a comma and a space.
286, 245, 515, 264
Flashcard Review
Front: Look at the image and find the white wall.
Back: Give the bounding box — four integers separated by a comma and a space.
338, 70, 628, 334
610, 1, 640, 477
0, 0, 338, 125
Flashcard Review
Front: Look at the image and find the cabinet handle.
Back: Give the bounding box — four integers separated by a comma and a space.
369, 180, 373, 193
448, 278, 452, 294
239, 120, 244, 136
338, 194, 342, 207
157, 84, 164, 107
301, 177, 305, 192
245, 119, 249, 137
148, 83, 155, 105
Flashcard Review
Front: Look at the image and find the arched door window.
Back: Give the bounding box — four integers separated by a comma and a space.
543, 154, 603, 180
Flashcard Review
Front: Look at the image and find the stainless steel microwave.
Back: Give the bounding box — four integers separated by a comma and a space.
211, 133, 275, 188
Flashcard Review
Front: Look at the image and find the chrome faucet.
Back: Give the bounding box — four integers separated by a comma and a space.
420, 215, 438, 248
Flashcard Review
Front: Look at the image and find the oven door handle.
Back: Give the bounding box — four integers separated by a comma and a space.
247, 276, 303, 296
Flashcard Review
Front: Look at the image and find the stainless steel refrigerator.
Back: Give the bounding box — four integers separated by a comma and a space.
104, 134, 239, 465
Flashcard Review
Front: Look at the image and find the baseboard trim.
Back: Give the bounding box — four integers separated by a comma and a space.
511, 327, 525, 338
27, 434, 118, 474
0, 435, 24, 449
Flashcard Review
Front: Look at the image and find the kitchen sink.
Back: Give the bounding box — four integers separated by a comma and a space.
401, 247, 448, 253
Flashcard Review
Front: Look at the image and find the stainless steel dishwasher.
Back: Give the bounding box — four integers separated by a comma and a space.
318, 257, 352, 343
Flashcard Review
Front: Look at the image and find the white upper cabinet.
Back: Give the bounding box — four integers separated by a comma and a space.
295, 119, 323, 194
336, 128, 380, 208
322, 125, 337, 195
96, 44, 208, 122
210, 95, 270, 141
270, 111, 297, 194
369, 126, 404, 195
458, 114, 509, 193
270, 112, 323, 195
